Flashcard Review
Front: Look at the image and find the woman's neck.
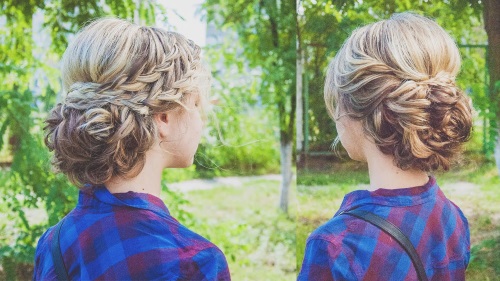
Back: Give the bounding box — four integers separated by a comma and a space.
365, 145, 429, 191
104, 150, 164, 197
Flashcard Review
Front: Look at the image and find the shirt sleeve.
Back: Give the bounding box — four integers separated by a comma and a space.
182, 246, 231, 281
298, 237, 359, 281
32, 234, 45, 281
33, 229, 57, 281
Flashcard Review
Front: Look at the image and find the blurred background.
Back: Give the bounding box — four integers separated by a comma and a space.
0, 0, 296, 280
296, 1, 500, 280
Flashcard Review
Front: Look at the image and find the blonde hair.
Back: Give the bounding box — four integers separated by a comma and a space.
45, 18, 210, 187
325, 12, 473, 171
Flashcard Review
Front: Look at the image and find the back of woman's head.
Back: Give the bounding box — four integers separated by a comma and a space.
45, 18, 209, 187
325, 12, 473, 171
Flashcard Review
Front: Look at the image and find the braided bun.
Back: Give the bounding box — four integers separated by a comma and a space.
45, 19, 209, 186
325, 13, 473, 171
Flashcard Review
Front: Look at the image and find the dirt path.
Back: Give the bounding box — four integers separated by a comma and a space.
167, 174, 282, 192
440, 181, 500, 245
441, 181, 479, 219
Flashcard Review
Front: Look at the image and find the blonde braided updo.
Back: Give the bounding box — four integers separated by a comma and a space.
45, 18, 210, 187
325, 13, 473, 171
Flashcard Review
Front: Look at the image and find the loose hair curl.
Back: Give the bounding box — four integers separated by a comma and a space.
325, 13, 473, 171
45, 18, 210, 187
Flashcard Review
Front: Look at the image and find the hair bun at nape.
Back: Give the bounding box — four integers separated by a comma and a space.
44, 80, 153, 186
383, 72, 473, 171
45, 90, 154, 186
424, 74, 473, 142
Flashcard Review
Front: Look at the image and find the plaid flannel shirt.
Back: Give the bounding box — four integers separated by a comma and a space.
298, 177, 470, 281
33, 186, 231, 281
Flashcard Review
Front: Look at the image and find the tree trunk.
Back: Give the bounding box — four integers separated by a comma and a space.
296, 48, 304, 162
296, 2, 304, 163
279, 139, 293, 214
483, 0, 500, 176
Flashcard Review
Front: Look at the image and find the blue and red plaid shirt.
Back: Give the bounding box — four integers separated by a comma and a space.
33, 186, 231, 280
298, 177, 470, 281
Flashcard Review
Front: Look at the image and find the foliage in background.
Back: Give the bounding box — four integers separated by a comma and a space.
203, 0, 296, 144
194, 36, 280, 177
203, 0, 297, 214
0, 87, 76, 278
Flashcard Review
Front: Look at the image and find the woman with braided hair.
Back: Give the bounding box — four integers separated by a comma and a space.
33, 18, 231, 280
299, 13, 472, 281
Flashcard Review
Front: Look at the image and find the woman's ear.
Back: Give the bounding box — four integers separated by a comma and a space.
154, 113, 170, 139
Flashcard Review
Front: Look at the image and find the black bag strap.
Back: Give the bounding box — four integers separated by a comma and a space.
340, 209, 428, 281
50, 218, 70, 281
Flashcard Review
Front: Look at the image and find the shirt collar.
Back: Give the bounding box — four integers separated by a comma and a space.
336, 176, 438, 214
78, 185, 170, 217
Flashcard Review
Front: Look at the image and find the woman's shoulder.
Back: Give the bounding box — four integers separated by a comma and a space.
307, 213, 361, 245
69, 204, 220, 253
104, 210, 230, 280
33, 220, 66, 281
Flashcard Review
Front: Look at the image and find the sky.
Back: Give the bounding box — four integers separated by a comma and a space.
158, 0, 207, 46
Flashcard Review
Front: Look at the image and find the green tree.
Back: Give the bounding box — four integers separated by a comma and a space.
195, 37, 281, 177
203, 0, 297, 214
298, 0, 369, 155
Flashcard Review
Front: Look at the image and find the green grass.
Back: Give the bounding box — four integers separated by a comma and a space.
467, 236, 500, 280
163, 178, 297, 281
297, 161, 500, 280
